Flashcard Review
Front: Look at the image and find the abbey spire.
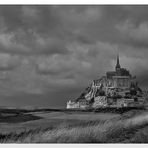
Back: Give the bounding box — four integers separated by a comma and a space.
115, 49, 121, 71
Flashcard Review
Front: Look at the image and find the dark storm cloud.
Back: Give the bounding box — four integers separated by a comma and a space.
0, 5, 148, 107
0, 5, 147, 54
0, 6, 148, 51
0, 5, 69, 55
0, 6, 60, 33
0, 54, 20, 71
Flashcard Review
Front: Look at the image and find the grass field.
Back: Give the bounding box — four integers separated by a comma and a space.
0, 108, 148, 143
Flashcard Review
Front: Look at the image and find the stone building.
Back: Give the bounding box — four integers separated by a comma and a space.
66, 52, 144, 109
66, 100, 80, 109
105, 53, 132, 89
67, 99, 89, 109
92, 96, 107, 108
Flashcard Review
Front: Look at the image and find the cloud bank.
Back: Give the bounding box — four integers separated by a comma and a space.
0, 5, 147, 107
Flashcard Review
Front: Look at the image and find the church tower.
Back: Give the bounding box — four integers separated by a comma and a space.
115, 50, 121, 75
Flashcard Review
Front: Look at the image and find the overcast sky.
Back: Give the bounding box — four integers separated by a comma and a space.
0, 5, 148, 108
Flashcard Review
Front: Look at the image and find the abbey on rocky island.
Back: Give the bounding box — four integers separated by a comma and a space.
66, 52, 145, 109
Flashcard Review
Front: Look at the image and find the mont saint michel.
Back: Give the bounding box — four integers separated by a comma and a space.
67, 52, 145, 109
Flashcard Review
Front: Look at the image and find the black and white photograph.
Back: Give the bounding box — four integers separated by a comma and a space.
0, 3, 148, 144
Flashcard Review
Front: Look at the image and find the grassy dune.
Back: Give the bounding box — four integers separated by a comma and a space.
1, 110, 148, 143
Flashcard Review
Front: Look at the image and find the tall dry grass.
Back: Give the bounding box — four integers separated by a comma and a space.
1, 112, 148, 143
